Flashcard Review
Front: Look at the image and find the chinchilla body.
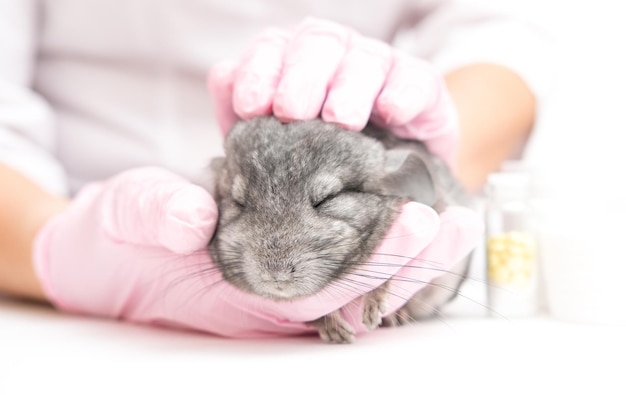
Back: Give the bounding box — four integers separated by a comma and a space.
209, 116, 473, 329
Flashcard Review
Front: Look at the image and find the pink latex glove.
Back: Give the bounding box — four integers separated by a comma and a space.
208, 17, 459, 168
32, 167, 482, 339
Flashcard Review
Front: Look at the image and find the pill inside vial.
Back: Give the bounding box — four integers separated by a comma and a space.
487, 231, 536, 285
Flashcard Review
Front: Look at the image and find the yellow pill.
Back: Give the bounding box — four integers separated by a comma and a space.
487, 231, 537, 285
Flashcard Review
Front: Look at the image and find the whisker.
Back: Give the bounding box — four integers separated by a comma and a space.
336, 278, 413, 302
339, 267, 508, 320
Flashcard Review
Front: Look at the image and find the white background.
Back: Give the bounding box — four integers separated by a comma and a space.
2, 1, 626, 394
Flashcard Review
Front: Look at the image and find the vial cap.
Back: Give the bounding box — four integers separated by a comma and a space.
486, 171, 532, 201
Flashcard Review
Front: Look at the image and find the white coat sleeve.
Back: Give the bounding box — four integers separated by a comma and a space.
393, 0, 555, 102
0, 0, 68, 196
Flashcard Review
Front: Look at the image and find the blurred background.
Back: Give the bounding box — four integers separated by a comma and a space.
444, 0, 626, 325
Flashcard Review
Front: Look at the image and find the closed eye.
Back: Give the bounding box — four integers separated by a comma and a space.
312, 193, 338, 208
312, 188, 365, 208
231, 197, 245, 209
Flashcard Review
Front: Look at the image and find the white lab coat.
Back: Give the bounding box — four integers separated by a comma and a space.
0, 0, 551, 196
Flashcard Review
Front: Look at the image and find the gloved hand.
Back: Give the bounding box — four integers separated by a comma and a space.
32, 167, 481, 339
208, 17, 459, 167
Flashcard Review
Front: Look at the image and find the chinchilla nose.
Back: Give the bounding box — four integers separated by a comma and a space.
260, 270, 292, 283
260, 263, 296, 282
257, 232, 298, 283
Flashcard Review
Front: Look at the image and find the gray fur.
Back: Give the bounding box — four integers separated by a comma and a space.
209, 116, 474, 342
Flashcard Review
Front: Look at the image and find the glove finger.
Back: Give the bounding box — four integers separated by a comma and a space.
231, 27, 290, 119
207, 60, 239, 136
373, 52, 440, 126
389, 84, 459, 168
321, 35, 393, 131
384, 206, 484, 313
273, 17, 351, 121
102, 167, 218, 254
372, 51, 460, 168
397, 82, 458, 140
157, 183, 219, 254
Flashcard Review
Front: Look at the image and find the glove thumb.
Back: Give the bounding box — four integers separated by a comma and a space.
100, 167, 218, 254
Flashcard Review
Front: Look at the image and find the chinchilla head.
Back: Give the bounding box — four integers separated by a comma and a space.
209, 116, 437, 301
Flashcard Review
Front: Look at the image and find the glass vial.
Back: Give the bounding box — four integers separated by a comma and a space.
485, 166, 539, 318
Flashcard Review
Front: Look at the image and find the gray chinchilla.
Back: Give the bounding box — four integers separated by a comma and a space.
209, 116, 474, 343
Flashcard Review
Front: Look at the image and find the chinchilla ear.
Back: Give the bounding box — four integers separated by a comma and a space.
381, 149, 436, 206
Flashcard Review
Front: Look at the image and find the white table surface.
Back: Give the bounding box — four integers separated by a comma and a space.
1, 296, 623, 395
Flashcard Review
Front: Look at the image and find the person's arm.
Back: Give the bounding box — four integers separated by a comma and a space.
445, 63, 536, 192
0, 1, 70, 300
398, 0, 551, 192
0, 164, 69, 301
